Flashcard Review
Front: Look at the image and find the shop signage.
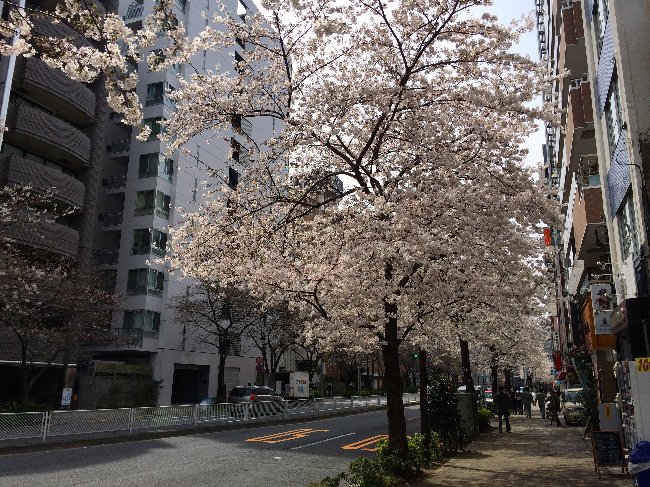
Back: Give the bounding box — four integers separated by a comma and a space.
591, 284, 614, 335
636, 357, 650, 373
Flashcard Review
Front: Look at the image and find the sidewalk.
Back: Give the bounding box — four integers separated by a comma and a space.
417, 410, 633, 487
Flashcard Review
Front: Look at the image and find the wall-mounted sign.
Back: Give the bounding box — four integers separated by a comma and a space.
591, 284, 614, 336
636, 357, 650, 373
595, 310, 613, 335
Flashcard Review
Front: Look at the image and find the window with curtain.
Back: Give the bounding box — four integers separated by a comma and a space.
618, 194, 638, 261
605, 74, 623, 155
135, 190, 155, 215
132, 228, 151, 254
143, 117, 163, 141
127, 268, 164, 296
155, 191, 171, 219
124, 310, 161, 331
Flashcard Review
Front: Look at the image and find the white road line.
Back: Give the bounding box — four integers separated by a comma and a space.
290, 432, 356, 450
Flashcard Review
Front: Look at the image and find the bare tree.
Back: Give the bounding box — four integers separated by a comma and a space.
171, 282, 259, 398
244, 305, 298, 385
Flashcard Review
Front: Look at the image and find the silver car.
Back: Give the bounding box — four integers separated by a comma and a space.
228, 386, 283, 404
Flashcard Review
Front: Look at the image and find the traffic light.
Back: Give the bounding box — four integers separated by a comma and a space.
412, 351, 419, 359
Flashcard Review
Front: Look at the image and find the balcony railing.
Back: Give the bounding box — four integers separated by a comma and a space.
107, 139, 131, 156
94, 249, 120, 265
124, 0, 144, 24
102, 174, 127, 190
155, 207, 169, 219
99, 212, 123, 227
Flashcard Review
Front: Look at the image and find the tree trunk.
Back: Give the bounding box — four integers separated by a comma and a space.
459, 338, 479, 434
382, 302, 407, 452
504, 368, 512, 391
419, 350, 431, 464
491, 363, 498, 398
18, 332, 29, 404
217, 353, 227, 399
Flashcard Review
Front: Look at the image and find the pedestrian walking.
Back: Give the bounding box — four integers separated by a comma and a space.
547, 389, 562, 427
514, 388, 524, 415
495, 386, 511, 433
535, 389, 547, 419
522, 387, 534, 418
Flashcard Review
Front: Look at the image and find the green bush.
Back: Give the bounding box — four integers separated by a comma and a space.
307, 472, 347, 487
0, 403, 52, 413
348, 457, 397, 487
478, 407, 494, 432
427, 374, 461, 453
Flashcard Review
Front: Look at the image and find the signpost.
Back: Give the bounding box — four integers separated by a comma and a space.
590, 431, 627, 478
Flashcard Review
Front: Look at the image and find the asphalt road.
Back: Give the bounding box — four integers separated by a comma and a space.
0, 406, 422, 487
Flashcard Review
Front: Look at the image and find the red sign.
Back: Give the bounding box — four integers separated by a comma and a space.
255, 357, 263, 365
543, 227, 552, 247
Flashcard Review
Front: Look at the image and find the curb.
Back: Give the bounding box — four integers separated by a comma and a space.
0, 404, 389, 456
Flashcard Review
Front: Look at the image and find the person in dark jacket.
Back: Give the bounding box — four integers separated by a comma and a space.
495, 387, 511, 433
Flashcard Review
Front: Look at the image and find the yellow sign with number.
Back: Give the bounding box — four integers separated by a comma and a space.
636, 357, 650, 372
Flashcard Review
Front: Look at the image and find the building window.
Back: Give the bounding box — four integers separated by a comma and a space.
155, 191, 171, 219
127, 268, 164, 296
175, 0, 186, 13
143, 117, 163, 141
124, 309, 161, 331
139, 153, 173, 181
605, 75, 623, 155
228, 167, 239, 189
146, 82, 164, 106
618, 194, 638, 261
135, 190, 155, 216
132, 228, 168, 255
191, 178, 198, 202
593, 0, 609, 55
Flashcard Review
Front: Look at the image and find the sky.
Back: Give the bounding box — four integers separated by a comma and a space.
487, 0, 546, 169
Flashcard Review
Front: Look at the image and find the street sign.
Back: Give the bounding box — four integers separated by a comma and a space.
61, 388, 72, 409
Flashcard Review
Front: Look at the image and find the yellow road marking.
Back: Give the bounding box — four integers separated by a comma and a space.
341, 435, 388, 452
246, 428, 329, 444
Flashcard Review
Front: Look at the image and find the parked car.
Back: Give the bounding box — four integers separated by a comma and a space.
561, 387, 586, 425
228, 386, 284, 404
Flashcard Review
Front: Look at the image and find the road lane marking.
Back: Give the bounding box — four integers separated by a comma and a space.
246, 428, 329, 444
341, 435, 388, 452
290, 432, 356, 450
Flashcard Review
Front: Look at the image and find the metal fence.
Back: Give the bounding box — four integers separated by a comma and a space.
0, 393, 417, 444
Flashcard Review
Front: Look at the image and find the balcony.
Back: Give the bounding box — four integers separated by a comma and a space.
563, 81, 596, 192
3, 221, 79, 257
14, 57, 95, 126
100, 328, 159, 350
5, 103, 91, 169
102, 174, 127, 192
573, 185, 605, 260
99, 212, 123, 228
93, 249, 120, 266
0, 155, 85, 208
106, 139, 131, 157
123, 0, 144, 28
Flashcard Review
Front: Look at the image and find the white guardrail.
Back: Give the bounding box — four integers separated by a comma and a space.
0, 393, 419, 443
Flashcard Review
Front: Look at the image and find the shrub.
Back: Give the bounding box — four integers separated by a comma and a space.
307, 472, 346, 487
0, 403, 51, 413
478, 406, 494, 432
348, 457, 397, 487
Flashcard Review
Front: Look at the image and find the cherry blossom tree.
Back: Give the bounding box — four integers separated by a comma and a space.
0, 186, 121, 403
0, 0, 558, 451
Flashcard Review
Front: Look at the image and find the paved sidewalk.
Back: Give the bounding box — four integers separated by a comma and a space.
418, 411, 633, 487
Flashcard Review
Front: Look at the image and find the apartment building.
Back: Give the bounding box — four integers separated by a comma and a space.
81, 0, 274, 406
538, 0, 650, 446
0, 0, 110, 403
0, 0, 272, 406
